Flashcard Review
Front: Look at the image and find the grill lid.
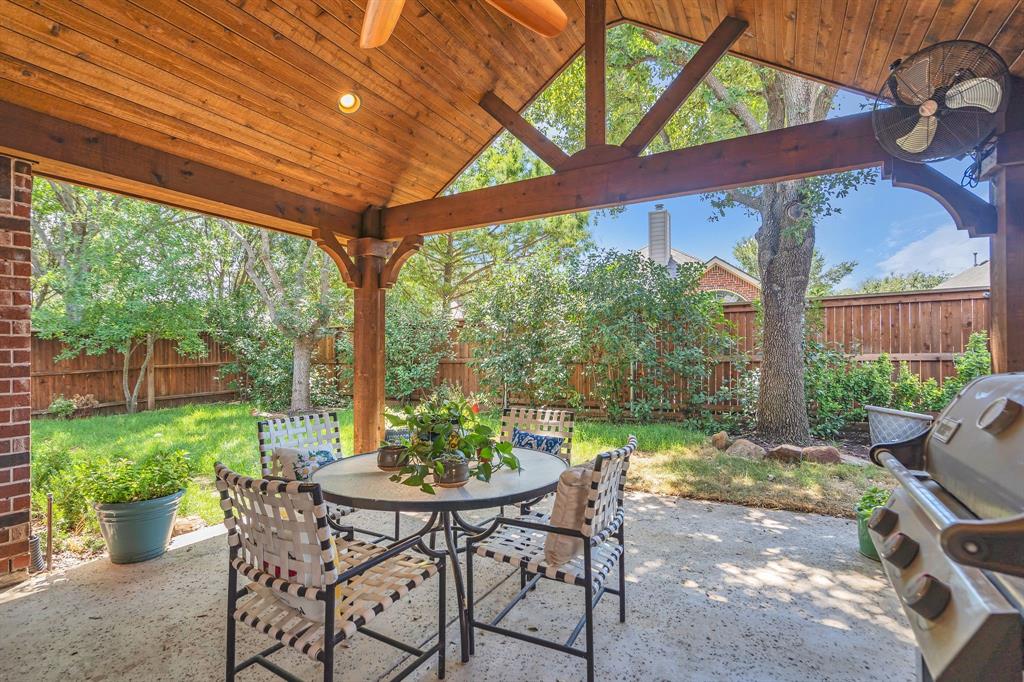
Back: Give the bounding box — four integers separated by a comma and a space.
926, 373, 1024, 520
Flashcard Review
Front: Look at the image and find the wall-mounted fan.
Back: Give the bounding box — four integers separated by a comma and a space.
872, 40, 1011, 163
360, 0, 568, 49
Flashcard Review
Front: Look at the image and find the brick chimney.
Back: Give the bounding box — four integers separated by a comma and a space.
648, 204, 671, 266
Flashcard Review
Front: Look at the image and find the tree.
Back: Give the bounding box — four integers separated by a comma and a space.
855, 271, 950, 293
34, 196, 208, 413
224, 222, 348, 412
733, 236, 857, 298
401, 133, 591, 311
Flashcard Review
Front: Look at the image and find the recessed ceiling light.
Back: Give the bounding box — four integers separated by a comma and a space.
338, 92, 361, 114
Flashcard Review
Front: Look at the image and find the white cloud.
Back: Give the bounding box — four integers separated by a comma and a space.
877, 223, 989, 276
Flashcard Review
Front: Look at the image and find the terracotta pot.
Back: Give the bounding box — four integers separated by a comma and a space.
377, 445, 408, 472
433, 459, 470, 488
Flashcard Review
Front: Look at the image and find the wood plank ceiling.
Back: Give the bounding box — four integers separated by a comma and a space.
0, 0, 1022, 236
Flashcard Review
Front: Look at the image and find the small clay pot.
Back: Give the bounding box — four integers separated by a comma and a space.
377, 445, 409, 472
433, 459, 470, 488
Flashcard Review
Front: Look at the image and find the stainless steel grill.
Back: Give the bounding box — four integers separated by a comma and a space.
868, 373, 1024, 681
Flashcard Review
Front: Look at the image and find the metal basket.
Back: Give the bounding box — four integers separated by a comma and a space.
865, 405, 933, 445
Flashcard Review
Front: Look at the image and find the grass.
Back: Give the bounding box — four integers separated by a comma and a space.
31, 402, 893, 555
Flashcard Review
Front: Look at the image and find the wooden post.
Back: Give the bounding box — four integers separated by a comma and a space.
990, 164, 1024, 373
352, 250, 386, 453
146, 335, 156, 411
585, 0, 606, 148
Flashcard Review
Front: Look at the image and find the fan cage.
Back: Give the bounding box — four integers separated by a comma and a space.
872, 40, 1010, 163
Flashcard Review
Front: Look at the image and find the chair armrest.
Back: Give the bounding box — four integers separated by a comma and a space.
589, 508, 625, 545
466, 515, 586, 545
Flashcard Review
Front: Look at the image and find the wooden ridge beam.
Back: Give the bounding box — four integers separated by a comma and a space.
0, 101, 360, 239
884, 159, 997, 237
479, 91, 570, 170
382, 112, 887, 238
622, 17, 748, 155
585, 0, 606, 148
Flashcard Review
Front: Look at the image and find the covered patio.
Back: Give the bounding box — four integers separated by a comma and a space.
1, 0, 1023, 680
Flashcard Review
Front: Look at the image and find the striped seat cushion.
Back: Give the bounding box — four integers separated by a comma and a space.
474, 510, 622, 589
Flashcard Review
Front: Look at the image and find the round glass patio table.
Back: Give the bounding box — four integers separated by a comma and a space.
310, 448, 567, 663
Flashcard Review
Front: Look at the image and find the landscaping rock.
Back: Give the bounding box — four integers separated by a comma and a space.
765, 444, 803, 464
711, 431, 732, 450
725, 438, 766, 460
171, 516, 205, 538
802, 445, 842, 464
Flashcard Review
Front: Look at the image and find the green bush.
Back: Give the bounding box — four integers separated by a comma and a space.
891, 361, 944, 413
856, 485, 891, 519
47, 395, 77, 419
942, 330, 991, 400
80, 449, 191, 505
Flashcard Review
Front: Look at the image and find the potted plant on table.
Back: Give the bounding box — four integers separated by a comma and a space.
856, 485, 892, 561
388, 400, 520, 494
82, 449, 191, 564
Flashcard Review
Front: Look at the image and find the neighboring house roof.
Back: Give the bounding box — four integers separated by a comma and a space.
703, 256, 760, 288
934, 263, 990, 289
636, 245, 701, 264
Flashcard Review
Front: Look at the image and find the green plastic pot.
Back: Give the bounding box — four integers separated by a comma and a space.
95, 489, 184, 564
857, 510, 881, 561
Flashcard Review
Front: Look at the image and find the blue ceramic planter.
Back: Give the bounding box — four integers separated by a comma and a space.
95, 489, 184, 564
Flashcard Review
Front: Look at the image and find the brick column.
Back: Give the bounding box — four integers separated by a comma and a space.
0, 155, 32, 586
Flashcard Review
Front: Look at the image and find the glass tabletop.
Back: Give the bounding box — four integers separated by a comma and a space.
310, 447, 567, 512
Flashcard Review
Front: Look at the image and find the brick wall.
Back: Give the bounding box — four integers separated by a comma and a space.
0, 155, 32, 586
699, 263, 760, 301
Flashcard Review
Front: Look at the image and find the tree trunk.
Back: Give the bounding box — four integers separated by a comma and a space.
122, 343, 136, 414
755, 181, 814, 444
291, 337, 314, 413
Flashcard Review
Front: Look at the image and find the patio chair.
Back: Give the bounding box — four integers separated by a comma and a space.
258, 412, 401, 541
465, 436, 634, 682
499, 406, 575, 515
216, 464, 446, 682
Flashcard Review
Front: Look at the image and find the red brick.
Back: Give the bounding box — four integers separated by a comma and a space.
0, 394, 26, 409
10, 436, 28, 452
10, 553, 30, 570
0, 481, 28, 498
0, 470, 8, 484
10, 378, 28, 392
0, 528, 8, 544
0, 540, 28, 559
11, 464, 28, 481
0, 305, 28, 320
10, 495, 28, 512
0, 423, 28, 439
0, 335, 29, 349
11, 351, 27, 364
10, 407, 29, 422
11, 232, 29, 248
10, 262, 29, 277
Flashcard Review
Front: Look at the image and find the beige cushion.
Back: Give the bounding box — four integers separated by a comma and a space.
544, 464, 592, 566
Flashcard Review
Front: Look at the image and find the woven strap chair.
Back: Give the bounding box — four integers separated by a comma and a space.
465, 436, 634, 682
257, 412, 401, 541
500, 406, 575, 462
216, 464, 446, 682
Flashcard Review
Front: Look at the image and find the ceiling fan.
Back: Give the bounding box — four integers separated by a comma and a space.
360, 0, 569, 49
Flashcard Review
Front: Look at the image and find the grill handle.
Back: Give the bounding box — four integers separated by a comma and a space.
876, 451, 960, 530
878, 450, 1024, 578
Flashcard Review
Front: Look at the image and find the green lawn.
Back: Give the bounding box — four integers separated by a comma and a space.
31, 402, 892, 555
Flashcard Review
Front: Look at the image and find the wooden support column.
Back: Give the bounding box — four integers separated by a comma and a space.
585, 0, 606, 148
990, 163, 1024, 372
317, 228, 422, 454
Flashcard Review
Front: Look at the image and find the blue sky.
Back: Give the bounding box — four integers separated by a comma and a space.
593, 91, 992, 288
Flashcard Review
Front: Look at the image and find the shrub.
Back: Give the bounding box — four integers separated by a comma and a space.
47, 395, 77, 419
80, 449, 191, 505
856, 485, 891, 520
891, 361, 944, 413
942, 330, 991, 401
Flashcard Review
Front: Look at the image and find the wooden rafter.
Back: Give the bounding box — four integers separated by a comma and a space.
884, 159, 997, 237
0, 101, 361, 239
479, 92, 570, 171
382, 111, 886, 239
585, 0, 606, 148
621, 17, 748, 155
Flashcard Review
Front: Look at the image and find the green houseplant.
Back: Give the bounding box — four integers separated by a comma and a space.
82, 449, 191, 564
388, 401, 520, 494
855, 486, 891, 561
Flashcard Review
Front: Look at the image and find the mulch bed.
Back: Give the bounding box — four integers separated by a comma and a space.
735, 428, 872, 460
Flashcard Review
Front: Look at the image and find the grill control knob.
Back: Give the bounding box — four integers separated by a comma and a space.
978, 397, 1022, 435
906, 574, 951, 621
882, 532, 919, 568
867, 507, 898, 535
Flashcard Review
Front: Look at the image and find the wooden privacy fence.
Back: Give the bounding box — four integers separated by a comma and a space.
31, 287, 990, 416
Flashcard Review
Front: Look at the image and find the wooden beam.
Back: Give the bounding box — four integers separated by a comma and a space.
479, 92, 570, 171
585, 0, 606, 148
883, 159, 997, 237
382, 112, 887, 238
622, 17, 748, 155
0, 101, 360, 239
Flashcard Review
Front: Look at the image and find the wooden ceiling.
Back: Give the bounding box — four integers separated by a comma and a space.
0, 0, 1022, 236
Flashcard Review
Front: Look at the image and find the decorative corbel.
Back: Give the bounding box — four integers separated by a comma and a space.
315, 228, 360, 287
883, 158, 997, 237
380, 235, 424, 288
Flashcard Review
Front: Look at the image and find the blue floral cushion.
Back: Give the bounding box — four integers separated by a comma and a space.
511, 427, 564, 456
287, 448, 337, 480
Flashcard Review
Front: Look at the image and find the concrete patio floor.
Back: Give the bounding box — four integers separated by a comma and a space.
0, 493, 915, 681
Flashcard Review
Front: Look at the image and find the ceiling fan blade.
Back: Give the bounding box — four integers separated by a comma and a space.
944, 77, 1003, 113
483, 0, 568, 38
896, 116, 937, 154
892, 55, 934, 105
360, 0, 406, 49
